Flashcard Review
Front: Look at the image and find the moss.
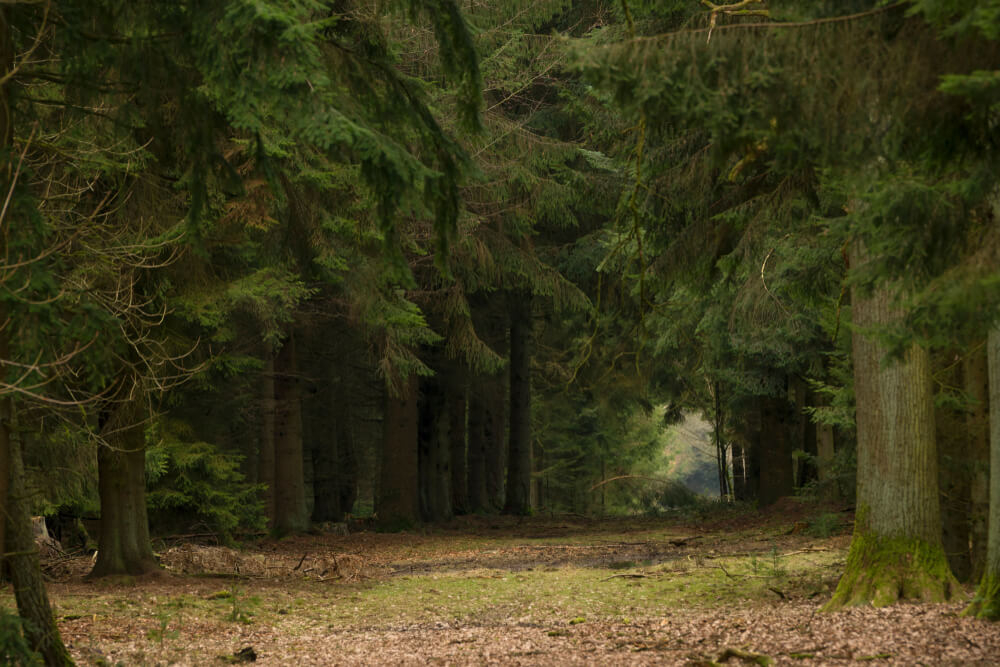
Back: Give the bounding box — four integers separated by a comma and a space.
823, 530, 958, 611
963, 572, 1000, 620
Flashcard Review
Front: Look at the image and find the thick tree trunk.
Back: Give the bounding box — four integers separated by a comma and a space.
484, 376, 506, 511
449, 383, 468, 515
466, 386, 488, 512
937, 353, 972, 582
258, 354, 277, 526
0, 3, 14, 577
504, 293, 532, 515
335, 409, 358, 517
826, 247, 957, 609
965, 327, 1000, 619
378, 375, 420, 529
418, 375, 452, 522
6, 421, 74, 665
0, 356, 9, 566
964, 345, 990, 582
308, 339, 341, 522
272, 336, 309, 534
91, 393, 159, 578
758, 395, 793, 507
310, 387, 342, 522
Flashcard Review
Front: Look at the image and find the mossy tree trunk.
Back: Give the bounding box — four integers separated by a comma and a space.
965, 326, 1000, 619
378, 374, 420, 529
825, 245, 957, 609
272, 335, 309, 534
504, 292, 532, 516
5, 418, 74, 665
91, 393, 159, 578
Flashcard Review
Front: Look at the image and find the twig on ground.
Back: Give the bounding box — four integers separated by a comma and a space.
601, 573, 651, 581
715, 646, 774, 666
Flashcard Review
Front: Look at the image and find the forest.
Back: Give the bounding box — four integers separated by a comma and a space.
2, 0, 1000, 664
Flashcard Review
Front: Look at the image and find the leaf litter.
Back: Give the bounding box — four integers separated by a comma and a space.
10, 513, 1000, 665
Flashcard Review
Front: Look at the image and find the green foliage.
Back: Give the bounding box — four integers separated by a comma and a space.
145, 420, 264, 540
804, 513, 845, 538
0, 610, 42, 667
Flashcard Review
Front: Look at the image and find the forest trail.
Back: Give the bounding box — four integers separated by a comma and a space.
21, 509, 1000, 665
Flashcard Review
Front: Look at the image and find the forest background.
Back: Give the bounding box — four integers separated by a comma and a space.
3, 0, 1000, 662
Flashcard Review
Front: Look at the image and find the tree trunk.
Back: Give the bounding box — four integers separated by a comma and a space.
91, 392, 159, 578
466, 385, 488, 513
378, 374, 420, 529
272, 336, 309, 534
504, 293, 532, 515
937, 353, 972, 582
418, 375, 452, 522
335, 407, 358, 517
310, 386, 342, 523
964, 344, 990, 582
6, 419, 74, 665
258, 353, 277, 526
484, 375, 506, 511
0, 354, 9, 568
826, 245, 957, 609
758, 395, 793, 507
712, 383, 729, 499
0, 2, 14, 578
449, 383, 468, 515
816, 393, 836, 495
965, 326, 1000, 619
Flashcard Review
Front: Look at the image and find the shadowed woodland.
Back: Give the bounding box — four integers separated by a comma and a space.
3, 0, 1000, 664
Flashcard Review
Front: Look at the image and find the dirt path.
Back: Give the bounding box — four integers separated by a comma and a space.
16, 513, 1000, 665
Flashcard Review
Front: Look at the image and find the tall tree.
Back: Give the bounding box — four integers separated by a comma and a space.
826, 244, 956, 607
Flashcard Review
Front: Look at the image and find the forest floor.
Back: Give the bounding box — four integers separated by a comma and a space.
10, 499, 1000, 666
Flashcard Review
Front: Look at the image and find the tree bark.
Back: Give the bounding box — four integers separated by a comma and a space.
937, 353, 972, 582
964, 345, 990, 582
418, 375, 452, 522
448, 382, 468, 515
91, 391, 159, 578
272, 336, 309, 534
965, 326, 1000, 619
378, 374, 420, 529
758, 394, 793, 507
504, 293, 532, 515
310, 386, 342, 522
258, 353, 277, 527
6, 419, 74, 665
816, 393, 836, 495
484, 375, 506, 511
826, 244, 957, 609
466, 385, 488, 512
0, 1, 14, 577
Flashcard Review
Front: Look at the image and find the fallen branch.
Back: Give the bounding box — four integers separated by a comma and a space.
601, 573, 651, 582
781, 547, 830, 557
716, 646, 774, 666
